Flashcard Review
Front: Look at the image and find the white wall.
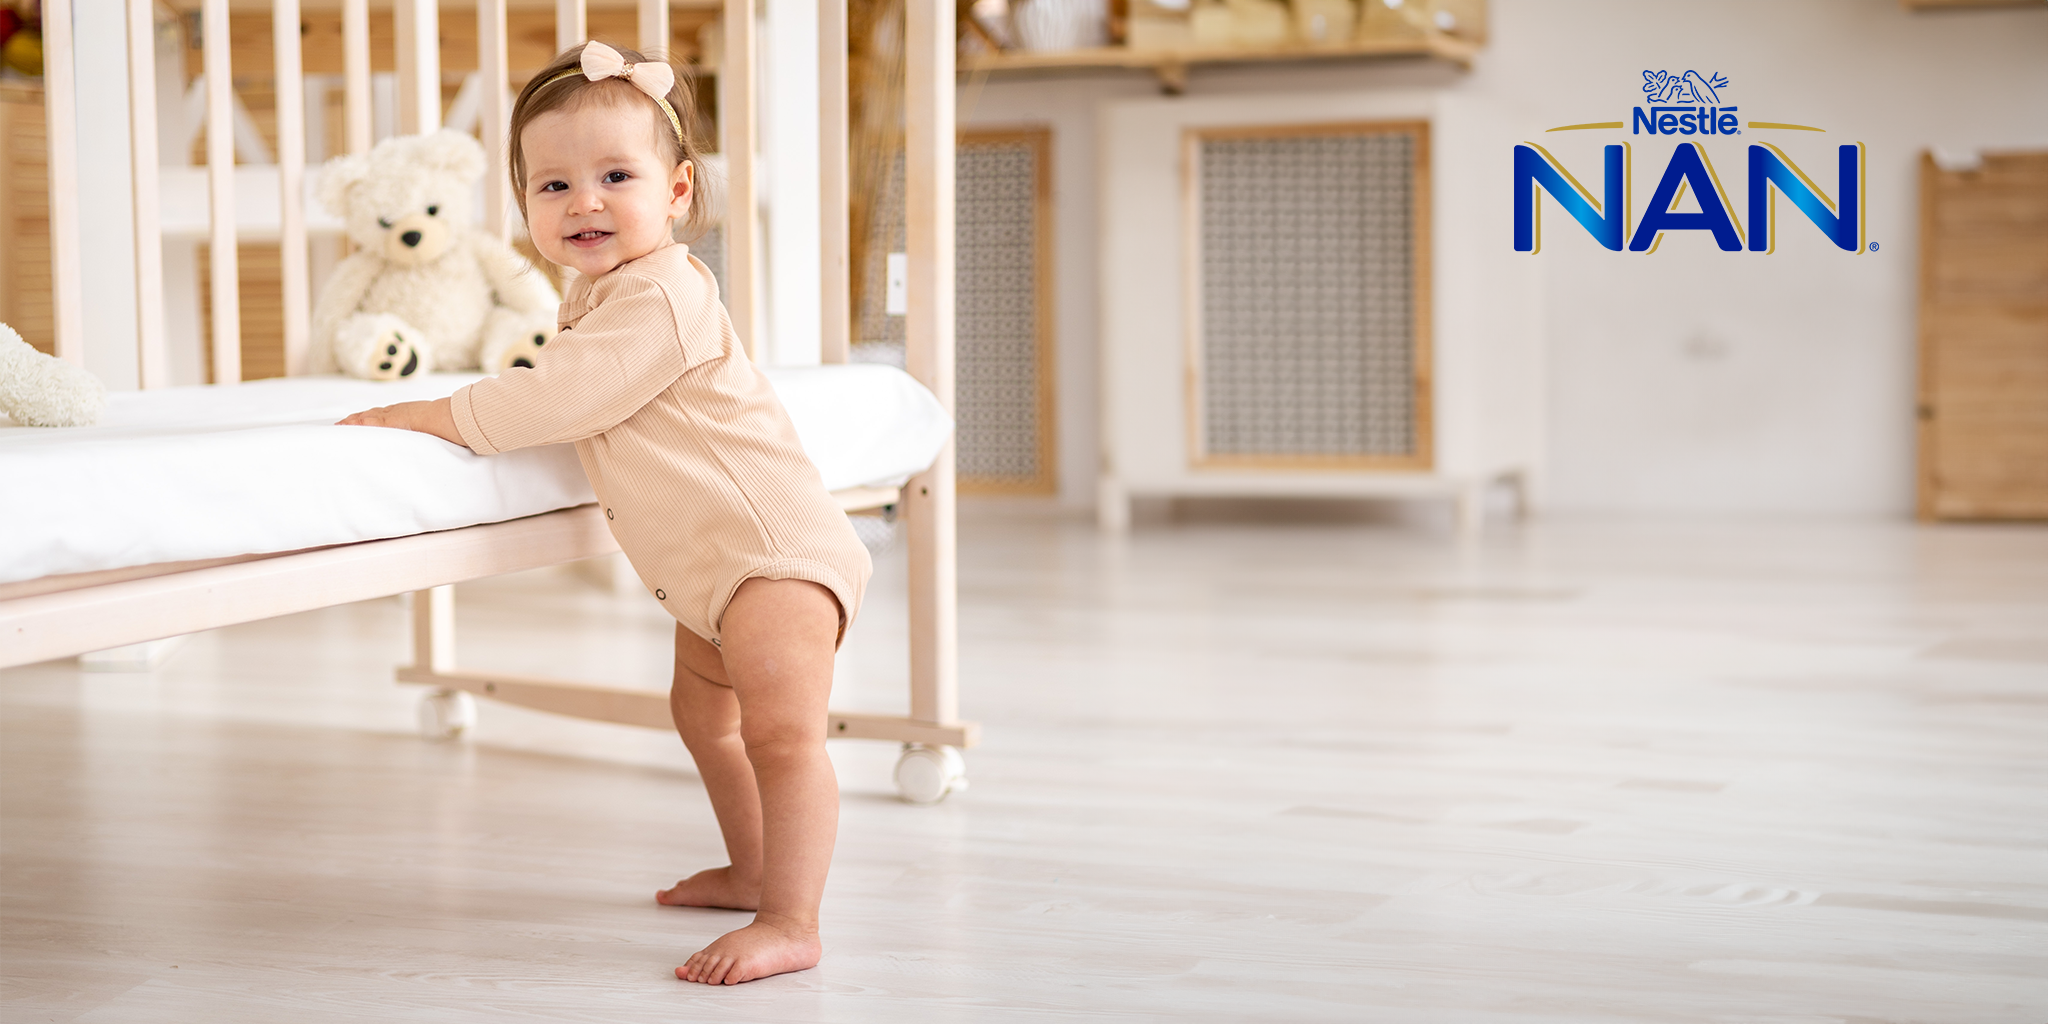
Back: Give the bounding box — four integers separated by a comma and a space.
966, 0, 2048, 515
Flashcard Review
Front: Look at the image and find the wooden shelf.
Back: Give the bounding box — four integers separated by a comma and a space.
960, 32, 1479, 89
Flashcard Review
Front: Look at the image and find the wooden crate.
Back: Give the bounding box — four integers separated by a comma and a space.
1917, 150, 2048, 520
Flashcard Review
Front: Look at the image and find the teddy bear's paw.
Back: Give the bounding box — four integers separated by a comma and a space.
0, 323, 106, 427
493, 328, 550, 372
479, 306, 556, 375
366, 331, 423, 380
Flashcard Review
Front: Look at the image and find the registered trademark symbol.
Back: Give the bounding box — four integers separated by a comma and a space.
1869, 242, 1879, 251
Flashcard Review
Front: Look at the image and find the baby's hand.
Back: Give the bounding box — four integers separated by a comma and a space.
337, 398, 466, 447
338, 403, 410, 429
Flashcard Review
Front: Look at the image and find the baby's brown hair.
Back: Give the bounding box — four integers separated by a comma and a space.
508, 43, 715, 240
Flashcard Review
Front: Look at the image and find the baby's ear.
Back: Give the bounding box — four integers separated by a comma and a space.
315, 153, 370, 216
419, 129, 487, 183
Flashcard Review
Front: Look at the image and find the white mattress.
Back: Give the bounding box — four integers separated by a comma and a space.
0, 366, 951, 584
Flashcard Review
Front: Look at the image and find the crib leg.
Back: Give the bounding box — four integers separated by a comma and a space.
895, 0, 974, 803
905, 462, 959, 728
411, 584, 456, 674
409, 585, 466, 739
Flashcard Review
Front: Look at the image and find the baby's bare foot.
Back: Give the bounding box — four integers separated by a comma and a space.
676, 917, 821, 985
655, 866, 760, 911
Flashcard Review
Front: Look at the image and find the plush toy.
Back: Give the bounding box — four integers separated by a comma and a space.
0, 323, 104, 427
313, 129, 560, 380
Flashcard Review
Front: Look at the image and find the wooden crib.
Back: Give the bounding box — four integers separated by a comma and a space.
13, 0, 975, 801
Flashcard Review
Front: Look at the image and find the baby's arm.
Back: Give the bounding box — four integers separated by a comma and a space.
452, 275, 697, 454
337, 397, 465, 446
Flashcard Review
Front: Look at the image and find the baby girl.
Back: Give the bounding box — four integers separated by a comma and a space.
340, 41, 871, 985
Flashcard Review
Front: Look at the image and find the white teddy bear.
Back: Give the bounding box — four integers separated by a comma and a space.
0, 322, 104, 427
313, 129, 561, 379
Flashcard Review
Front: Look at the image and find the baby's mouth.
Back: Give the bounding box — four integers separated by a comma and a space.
566, 229, 612, 248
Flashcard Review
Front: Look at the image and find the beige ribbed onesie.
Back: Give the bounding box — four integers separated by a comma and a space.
449, 238, 871, 644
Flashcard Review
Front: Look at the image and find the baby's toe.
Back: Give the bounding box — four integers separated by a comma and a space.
707, 955, 737, 985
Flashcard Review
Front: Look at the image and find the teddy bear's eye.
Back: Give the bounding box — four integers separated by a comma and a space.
427, 205, 439, 216
377, 217, 393, 229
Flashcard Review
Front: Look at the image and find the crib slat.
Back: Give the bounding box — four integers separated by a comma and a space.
393, 0, 411, 131
817, 0, 849, 365
638, 0, 668, 56
722, 0, 759, 362
557, 0, 585, 52
395, 0, 441, 135
126, 0, 167, 387
478, 0, 510, 240
904, 0, 958, 725
40, 0, 83, 366
275, 0, 310, 376
203, 0, 240, 384
342, 0, 370, 155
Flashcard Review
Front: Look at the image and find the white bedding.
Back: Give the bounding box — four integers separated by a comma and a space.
0, 366, 950, 584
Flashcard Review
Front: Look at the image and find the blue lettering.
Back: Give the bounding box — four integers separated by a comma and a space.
1749, 143, 1863, 252
1717, 109, 1739, 135
1678, 110, 1699, 135
1657, 111, 1677, 133
1628, 143, 1744, 252
1632, 107, 1656, 135
1513, 143, 1629, 252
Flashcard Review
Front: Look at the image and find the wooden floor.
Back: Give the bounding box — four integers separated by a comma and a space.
4, 507, 2046, 1021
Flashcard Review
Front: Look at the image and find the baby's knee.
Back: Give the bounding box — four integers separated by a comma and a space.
739, 719, 821, 765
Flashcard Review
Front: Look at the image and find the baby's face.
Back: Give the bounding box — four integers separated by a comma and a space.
522, 99, 692, 278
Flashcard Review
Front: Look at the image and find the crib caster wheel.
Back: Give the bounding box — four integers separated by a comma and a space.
418, 688, 475, 741
894, 744, 967, 804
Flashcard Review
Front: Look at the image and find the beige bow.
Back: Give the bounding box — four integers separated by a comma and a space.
580, 40, 675, 101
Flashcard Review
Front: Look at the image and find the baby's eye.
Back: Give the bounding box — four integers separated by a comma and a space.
604, 170, 631, 184
539, 181, 567, 193
377, 217, 393, 228
426, 205, 439, 216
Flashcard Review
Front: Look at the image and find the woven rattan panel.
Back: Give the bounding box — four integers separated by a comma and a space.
1197, 130, 1416, 459
853, 137, 1050, 490
954, 139, 1045, 487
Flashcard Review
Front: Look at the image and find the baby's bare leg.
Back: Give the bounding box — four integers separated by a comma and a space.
677, 578, 841, 986
657, 626, 763, 911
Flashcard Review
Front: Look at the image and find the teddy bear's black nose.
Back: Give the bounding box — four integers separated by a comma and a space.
401, 230, 423, 247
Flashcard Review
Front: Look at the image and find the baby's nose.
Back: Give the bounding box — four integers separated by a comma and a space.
401, 230, 423, 247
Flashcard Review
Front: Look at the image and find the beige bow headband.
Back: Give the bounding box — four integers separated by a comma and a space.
541, 40, 686, 145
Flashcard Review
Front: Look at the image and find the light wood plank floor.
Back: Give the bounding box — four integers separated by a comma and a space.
4, 509, 2046, 1021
